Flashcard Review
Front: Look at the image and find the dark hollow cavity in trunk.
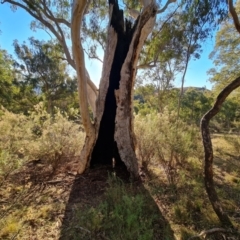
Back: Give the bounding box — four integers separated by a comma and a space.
90, 1, 135, 167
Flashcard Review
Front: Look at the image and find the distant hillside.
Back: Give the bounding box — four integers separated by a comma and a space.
173, 86, 211, 93
183, 86, 210, 92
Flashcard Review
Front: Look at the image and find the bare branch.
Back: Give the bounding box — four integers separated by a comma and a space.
128, 8, 140, 19
200, 76, 240, 227
84, 49, 103, 63
188, 228, 231, 239
137, 61, 157, 69
42, 2, 74, 68
39, 1, 71, 27
83, 0, 91, 15
157, 0, 176, 14
228, 0, 240, 34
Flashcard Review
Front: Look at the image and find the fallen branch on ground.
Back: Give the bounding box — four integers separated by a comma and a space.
188, 228, 231, 239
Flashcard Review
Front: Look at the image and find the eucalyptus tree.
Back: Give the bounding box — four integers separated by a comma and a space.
1, 0, 228, 177
13, 38, 77, 115
0, 48, 17, 108
208, 0, 240, 94
0, 47, 37, 113
201, 0, 240, 227
179, 88, 211, 125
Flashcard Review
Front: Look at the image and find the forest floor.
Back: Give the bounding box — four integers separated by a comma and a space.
0, 134, 240, 240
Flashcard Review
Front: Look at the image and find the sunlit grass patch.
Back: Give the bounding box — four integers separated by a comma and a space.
0, 216, 21, 239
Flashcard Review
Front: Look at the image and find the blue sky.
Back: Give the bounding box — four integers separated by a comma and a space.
0, 3, 214, 89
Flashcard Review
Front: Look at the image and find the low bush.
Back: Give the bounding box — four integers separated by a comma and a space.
134, 111, 203, 183
224, 134, 240, 158
0, 103, 85, 181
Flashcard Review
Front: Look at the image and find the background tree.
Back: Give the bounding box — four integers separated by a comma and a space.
201, 0, 240, 227
1, 0, 229, 177
0, 47, 37, 113
13, 38, 78, 115
208, 0, 240, 93
180, 88, 212, 125
0, 48, 18, 109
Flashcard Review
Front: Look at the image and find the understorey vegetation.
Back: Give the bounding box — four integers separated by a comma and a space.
1, 0, 240, 239
1, 100, 240, 239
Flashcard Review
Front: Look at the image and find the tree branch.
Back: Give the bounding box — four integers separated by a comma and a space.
39, 1, 71, 27
137, 61, 157, 69
157, 0, 176, 14
188, 228, 231, 239
200, 76, 240, 227
2, 0, 98, 112
84, 49, 103, 63
2, 0, 64, 45
228, 0, 240, 34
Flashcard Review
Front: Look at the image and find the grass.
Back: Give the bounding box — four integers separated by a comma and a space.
0, 133, 240, 239
145, 133, 240, 239
60, 175, 173, 240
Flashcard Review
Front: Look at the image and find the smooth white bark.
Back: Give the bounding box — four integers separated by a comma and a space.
71, 0, 96, 173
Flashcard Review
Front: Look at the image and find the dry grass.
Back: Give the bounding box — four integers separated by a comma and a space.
1, 109, 240, 240
145, 133, 240, 239
0, 161, 71, 239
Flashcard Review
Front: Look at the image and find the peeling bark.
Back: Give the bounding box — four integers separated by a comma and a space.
71, 0, 173, 177
91, 1, 137, 170
200, 76, 240, 227
115, 3, 157, 177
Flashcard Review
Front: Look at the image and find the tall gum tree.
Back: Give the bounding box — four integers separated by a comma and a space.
72, 0, 177, 177
1, 0, 228, 177
1, 0, 177, 177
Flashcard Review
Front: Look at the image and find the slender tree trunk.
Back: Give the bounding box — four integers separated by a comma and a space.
201, 76, 240, 227
75, 0, 157, 178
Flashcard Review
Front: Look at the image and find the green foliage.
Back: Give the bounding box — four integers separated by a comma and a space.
134, 84, 179, 115
134, 111, 203, 182
0, 103, 85, 181
180, 88, 212, 125
208, 0, 240, 94
224, 135, 240, 158
25, 103, 85, 171
0, 150, 22, 181
70, 176, 157, 240
0, 108, 28, 181
13, 38, 78, 115
0, 48, 20, 110
214, 99, 240, 130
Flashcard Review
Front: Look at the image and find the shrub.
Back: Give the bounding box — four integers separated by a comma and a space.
224, 134, 240, 158
25, 103, 85, 171
0, 108, 29, 181
0, 103, 85, 180
134, 111, 202, 183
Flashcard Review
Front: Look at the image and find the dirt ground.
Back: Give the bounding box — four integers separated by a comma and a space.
0, 158, 174, 239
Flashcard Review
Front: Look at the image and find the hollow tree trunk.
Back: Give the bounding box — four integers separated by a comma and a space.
201, 76, 240, 227
77, 0, 157, 178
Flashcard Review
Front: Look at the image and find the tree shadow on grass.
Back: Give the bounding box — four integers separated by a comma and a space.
59, 165, 175, 240
144, 160, 240, 240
